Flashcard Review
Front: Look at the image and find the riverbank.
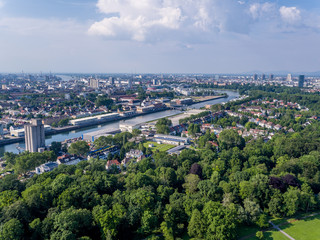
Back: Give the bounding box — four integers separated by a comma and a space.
0, 107, 172, 147
191, 95, 227, 104
0, 95, 228, 147
0, 90, 239, 155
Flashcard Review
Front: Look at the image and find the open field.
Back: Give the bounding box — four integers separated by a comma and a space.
238, 225, 288, 240
238, 213, 320, 240
279, 214, 320, 240
143, 141, 175, 152
245, 229, 289, 240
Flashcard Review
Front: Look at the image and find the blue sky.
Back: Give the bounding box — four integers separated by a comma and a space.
0, 0, 320, 73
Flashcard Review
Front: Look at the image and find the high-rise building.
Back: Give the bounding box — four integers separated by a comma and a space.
109, 77, 114, 85
65, 93, 70, 100
215, 75, 219, 81
128, 78, 132, 88
25, 119, 45, 153
287, 74, 292, 81
0, 124, 3, 137
298, 75, 305, 88
253, 74, 258, 81
89, 78, 99, 89
152, 79, 157, 85
269, 74, 274, 81
262, 74, 266, 80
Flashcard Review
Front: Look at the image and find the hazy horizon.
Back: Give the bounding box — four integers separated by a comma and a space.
1, 0, 320, 73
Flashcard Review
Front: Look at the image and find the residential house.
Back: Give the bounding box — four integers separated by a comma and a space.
106, 160, 121, 171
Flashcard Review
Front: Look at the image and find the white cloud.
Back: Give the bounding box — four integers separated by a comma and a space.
249, 2, 275, 20
279, 6, 301, 24
87, 1, 320, 43
88, 0, 255, 42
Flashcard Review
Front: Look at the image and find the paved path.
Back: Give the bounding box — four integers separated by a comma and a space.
269, 220, 295, 240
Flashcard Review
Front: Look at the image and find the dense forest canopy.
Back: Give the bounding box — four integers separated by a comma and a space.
1, 86, 320, 239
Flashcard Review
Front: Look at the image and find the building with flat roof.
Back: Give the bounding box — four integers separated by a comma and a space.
35, 162, 58, 174
24, 119, 45, 152
154, 134, 190, 145
167, 145, 186, 155
70, 113, 119, 126
82, 128, 121, 142
89, 78, 99, 89
120, 122, 142, 133
10, 127, 25, 137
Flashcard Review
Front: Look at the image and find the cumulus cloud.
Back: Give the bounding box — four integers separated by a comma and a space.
249, 2, 276, 20
279, 6, 301, 24
88, 0, 318, 42
88, 0, 254, 41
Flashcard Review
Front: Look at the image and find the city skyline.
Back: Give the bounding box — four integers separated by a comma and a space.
1, 0, 320, 73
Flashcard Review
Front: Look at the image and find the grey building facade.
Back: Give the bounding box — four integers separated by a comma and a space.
298, 75, 305, 88
24, 119, 45, 152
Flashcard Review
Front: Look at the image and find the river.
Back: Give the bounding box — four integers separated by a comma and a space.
0, 90, 239, 156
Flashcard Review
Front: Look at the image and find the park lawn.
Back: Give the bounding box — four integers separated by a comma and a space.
143, 141, 175, 152
279, 214, 320, 240
246, 229, 289, 240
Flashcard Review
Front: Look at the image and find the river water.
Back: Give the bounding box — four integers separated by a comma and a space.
0, 90, 239, 156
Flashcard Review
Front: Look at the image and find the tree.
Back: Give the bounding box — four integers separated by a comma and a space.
1, 200, 31, 225
58, 118, 69, 127
202, 201, 237, 240
94, 136, 113, 149
93, 204, 125, 239
68, 141, 89, 156
256, 214, 269, 228
283, 187, 300, 216
95, 95, 114, 108
3, 152, 17, 168
239, 116, 249, 126
256, 231, 264, 239
14, 151, 56, 175
139, 143, 146, 154
268, 190, 284, 217
51, 208, 93, 240
188, 209, 204, 238
243, 198, 262, 223
156, 167, 177, 187
156, 118, 172, 134
139, 211, 158, 235
0, 174, 24, 192
0, 190, 19, 210
29, 218, 42, 239
51, 141, 62, 155
218, 129, 245, 150
188, 123, 200, 137
183, 174, 200, 195
300, 183, 316, 212
137, 86, 147, 100
0, 218, 24, 240
245, 122, 257, 131
132, 129, 142, 137
189, 163, 202, 178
